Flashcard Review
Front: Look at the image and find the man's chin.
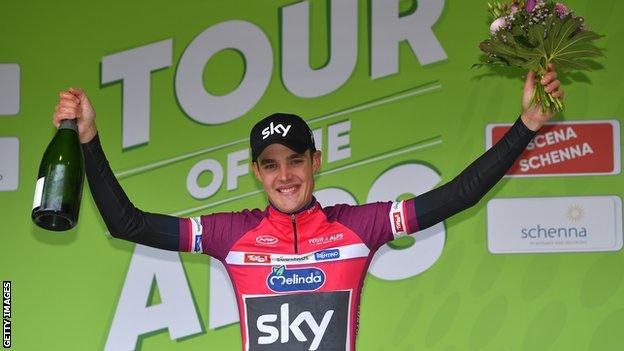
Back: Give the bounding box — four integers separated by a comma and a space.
272, 200, 303, 214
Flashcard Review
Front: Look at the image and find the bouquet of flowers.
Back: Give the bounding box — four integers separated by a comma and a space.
475, 0, 604, 112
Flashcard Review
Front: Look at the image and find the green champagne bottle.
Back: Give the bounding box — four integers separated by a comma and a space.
31, 119, 85, 231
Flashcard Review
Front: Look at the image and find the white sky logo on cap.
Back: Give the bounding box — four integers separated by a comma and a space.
262, 122, 292, 139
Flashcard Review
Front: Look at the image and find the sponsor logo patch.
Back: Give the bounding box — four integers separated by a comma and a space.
389, 201, 408, 237
256, 235, 278, 246
274, 255, 310, 263
190, 217, 203, 253
393, 212, 404, 232
314, 249, 340, 261
261, 122, 292, 139
244, 291, 350, 351
266, 266, 325, 293
308, 233, 343, 245
245, 253, 271, 264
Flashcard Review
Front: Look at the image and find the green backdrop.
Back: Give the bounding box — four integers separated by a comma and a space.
1, 0, 623, 350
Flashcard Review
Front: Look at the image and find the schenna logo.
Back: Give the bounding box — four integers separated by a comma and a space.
267, 266, 325, 293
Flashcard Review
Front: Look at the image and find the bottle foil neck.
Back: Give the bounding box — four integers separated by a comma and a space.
59, 119, 78, 132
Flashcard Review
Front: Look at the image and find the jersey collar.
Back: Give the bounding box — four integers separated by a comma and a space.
267, 197, 320, 222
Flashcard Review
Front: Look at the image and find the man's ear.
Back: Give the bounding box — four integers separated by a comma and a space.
252, 161, 261, 181
311, 150, 322, 173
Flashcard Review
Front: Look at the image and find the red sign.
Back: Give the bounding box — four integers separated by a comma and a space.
244, 253, 271, 264
486, 120, 620, 177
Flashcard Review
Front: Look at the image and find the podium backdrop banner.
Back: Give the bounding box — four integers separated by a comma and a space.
1, 0, 623, 350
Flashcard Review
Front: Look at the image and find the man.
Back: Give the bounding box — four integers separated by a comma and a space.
54, 66, 562, 351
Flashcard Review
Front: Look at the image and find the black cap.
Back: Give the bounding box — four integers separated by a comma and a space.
250, 113, 316, 161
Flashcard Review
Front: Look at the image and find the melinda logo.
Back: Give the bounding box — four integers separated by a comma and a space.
487, 196, 622, 254
256, 235, 278, 246
266, 266, 325, 293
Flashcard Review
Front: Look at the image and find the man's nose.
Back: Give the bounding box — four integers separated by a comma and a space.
278, 164, 292, 181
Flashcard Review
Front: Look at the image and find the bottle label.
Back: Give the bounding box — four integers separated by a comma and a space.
32, 177, 44, 209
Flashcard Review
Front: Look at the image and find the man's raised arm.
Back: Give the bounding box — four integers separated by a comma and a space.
413, 64, 564, 231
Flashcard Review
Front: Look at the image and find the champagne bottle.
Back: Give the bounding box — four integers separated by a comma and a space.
32, 119, 85, 231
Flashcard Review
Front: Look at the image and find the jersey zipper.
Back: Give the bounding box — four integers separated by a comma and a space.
291, 214, 298, 254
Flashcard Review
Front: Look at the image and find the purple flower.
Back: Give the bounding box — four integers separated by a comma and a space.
526, 0, 537, 12
554, 3, 570, 18
510, 4, 519, 14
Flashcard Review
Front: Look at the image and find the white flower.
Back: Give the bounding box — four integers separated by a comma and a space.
490, 17, 507, 34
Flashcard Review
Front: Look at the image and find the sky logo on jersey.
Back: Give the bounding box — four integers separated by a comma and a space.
314, 249, 340, 261
245, 291, 350, 351
267, 266, 325, 293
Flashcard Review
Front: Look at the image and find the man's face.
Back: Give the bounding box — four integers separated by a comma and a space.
252, 143, 321, 213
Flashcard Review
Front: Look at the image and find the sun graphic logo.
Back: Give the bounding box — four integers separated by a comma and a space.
566, 204, 585, 223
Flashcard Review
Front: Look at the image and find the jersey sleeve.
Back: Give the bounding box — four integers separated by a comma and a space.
82, 134, 182, 251
83, 134, 264, 258
178, 209, 264, 260
325, 198, 418, 251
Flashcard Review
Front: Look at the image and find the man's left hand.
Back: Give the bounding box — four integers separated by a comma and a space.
520, 63, 564, 131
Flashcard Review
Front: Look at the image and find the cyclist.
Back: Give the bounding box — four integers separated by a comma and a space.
53, 65, 562, 351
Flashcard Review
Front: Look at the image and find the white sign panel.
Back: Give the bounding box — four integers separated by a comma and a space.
0, 63, 20, 115
487, 196, 623, 254
0, 137, 19, 191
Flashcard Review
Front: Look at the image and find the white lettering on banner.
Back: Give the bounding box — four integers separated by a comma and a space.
102, 0, 446, 147
101, 39, 172, 149
0, 63, 20, 115
0, 138, 19, 191
371, 0, 447, 78
210, 257, 239, 329
186, 159, 224, 199
105, 245, 201, 351
519, 142, 594, 172
525, 126, 578, 150
327, 120, 351, 163
227, 149, 249, 191
176, 20, 273, 125
281, 0, 358, 97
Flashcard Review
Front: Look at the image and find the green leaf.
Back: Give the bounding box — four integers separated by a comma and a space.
549, 16, 581, 57
552, 57, 592, 71
554, 30, 604, 58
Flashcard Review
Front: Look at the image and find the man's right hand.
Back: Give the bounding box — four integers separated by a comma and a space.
53, 87, 97, 144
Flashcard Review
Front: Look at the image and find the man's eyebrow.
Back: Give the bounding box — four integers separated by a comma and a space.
258, 158, 276, 165
287, 153, 306, 160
